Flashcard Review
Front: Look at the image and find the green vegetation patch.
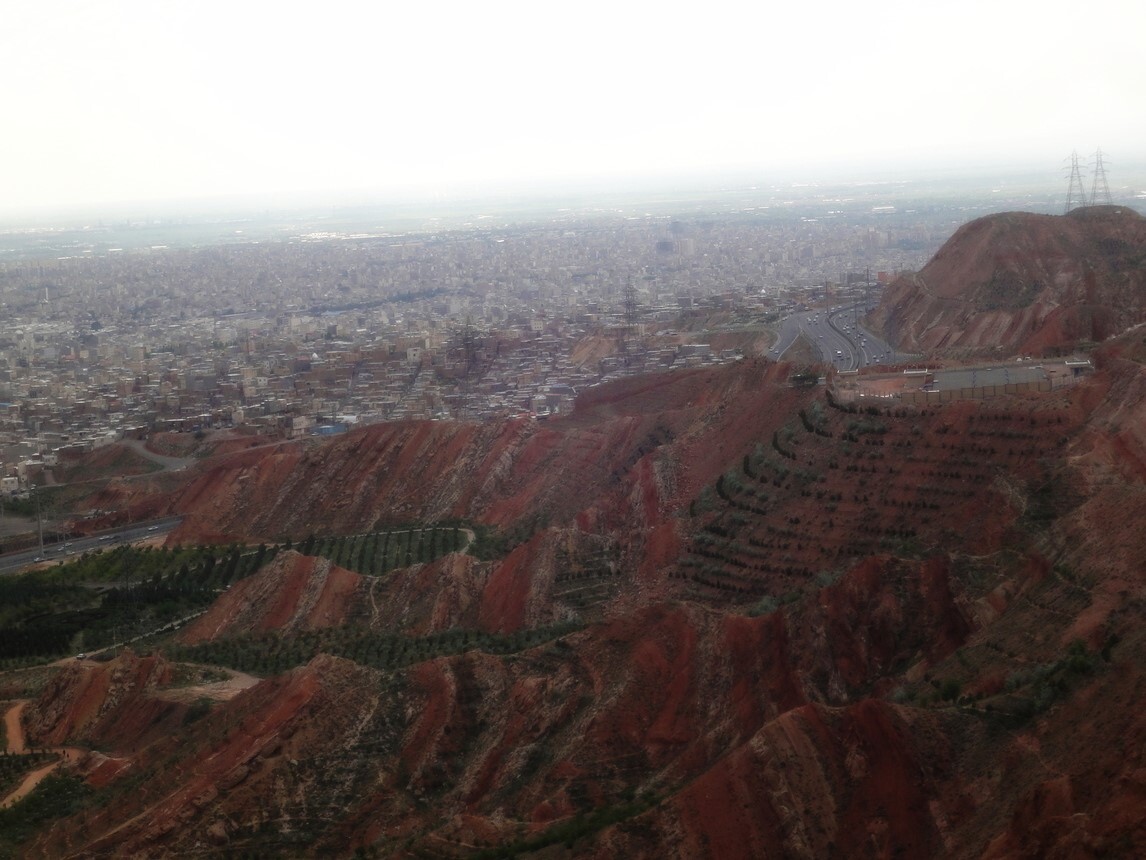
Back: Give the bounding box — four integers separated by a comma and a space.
979, 270, 1042, 311
298, 524, 470, 574
0, 773, 92, 859
0, 543, 279, 668
992, 639, 1103, 724
0, 753, 59, 799
163, 621, 585, 677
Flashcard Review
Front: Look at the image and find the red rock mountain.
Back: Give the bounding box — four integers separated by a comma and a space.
870, 205, 1146, 355
12, 336, 1146, 856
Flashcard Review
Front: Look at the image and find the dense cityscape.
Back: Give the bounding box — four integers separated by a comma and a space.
0, 173, 1137, 496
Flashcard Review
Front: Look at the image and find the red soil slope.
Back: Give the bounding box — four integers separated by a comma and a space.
81, 359, 800, 548
179, 552, 363, 643
22, 652, 187, 752
870, 206, 1146, 355
179, 549, 495, 641
15, 335, 1146, 857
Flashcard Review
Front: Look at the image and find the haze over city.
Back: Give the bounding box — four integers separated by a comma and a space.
4, 0, 1145, 218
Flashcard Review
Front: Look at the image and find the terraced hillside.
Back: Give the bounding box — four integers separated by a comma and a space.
675, 394, 1082, 608
1, 335, 1144, 858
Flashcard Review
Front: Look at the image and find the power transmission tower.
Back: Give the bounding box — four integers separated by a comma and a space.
1090, 147, 1112, 206
617, 277, 639, 367
623, 277, 639, 328
461, 316, 479, 377
1065, 150, 1088, 213
449, 316, 481, 419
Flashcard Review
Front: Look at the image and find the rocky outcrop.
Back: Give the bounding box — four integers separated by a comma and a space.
178, 552, 363, 643
179, 549, 496, 642
22, 651, 185, 751
599, 700, 953, 859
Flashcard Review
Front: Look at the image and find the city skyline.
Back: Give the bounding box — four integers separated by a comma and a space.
3, 0, 1145, 217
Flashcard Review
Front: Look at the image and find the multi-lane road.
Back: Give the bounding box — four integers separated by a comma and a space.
771, 305, 909, 371
0, 516, 183, 575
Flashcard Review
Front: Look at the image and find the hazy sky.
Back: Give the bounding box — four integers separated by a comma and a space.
3, 0, 1144, 214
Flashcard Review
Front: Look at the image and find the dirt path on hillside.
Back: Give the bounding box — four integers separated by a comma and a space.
4, 701, 29, 754
122, 438, 196, 472
0, 700, 85, 809
151, 666, 261, 704
0, 661, 255, 809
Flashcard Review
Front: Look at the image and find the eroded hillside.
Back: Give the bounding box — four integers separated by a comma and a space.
870, 206, 1146, 356
5, 340, 1146, 857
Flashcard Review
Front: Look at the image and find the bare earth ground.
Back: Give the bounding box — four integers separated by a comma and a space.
0, 513, 36, 539
150, 666, 261, 704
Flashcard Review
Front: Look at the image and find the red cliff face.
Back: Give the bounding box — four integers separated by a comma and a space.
23, 651, 183, 751
179, 552, 364, 643
29, 654, 386, 858
597, 700, 954, 859
870, 206, 1146, 355
121, 359, 800, 548
165, 418, 528, 541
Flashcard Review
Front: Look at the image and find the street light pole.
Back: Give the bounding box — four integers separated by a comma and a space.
32, 484, 44, 557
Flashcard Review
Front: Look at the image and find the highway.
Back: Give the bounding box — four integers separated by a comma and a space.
771, 304, 910, 371
0, 516, 183, 575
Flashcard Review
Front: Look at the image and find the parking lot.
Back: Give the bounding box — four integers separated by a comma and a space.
930, 365, 1049, 390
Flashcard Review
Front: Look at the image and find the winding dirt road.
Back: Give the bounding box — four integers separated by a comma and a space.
0, 662, 259, 810
1, 700, 84, 809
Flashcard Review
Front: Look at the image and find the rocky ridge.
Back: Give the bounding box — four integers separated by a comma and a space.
870, 206, 1146, 355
